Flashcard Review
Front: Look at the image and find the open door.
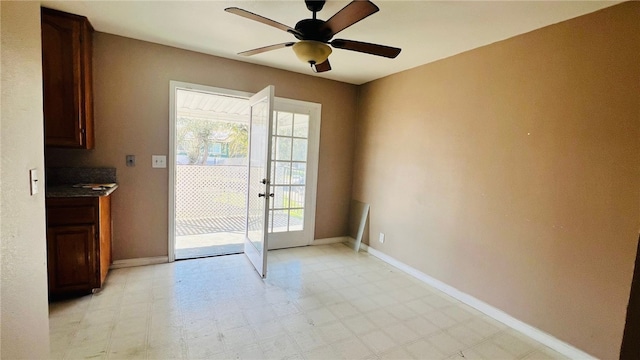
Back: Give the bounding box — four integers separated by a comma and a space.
244, 85, 275, 278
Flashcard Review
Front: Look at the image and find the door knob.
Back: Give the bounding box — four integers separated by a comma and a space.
258, 193, 266, 197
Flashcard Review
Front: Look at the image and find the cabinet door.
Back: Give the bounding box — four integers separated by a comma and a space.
47, 225, 98, 294
41, 8, 93, 148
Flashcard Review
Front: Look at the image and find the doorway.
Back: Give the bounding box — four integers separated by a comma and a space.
168, 82, 320, 262
172, 86, 250, 259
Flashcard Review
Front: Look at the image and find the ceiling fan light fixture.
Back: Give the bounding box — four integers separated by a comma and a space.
292, 40, 332, 65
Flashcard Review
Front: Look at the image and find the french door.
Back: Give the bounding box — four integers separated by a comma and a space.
267, 100, 320, 250
168, 82, 320, 269
244, 86, 274, 278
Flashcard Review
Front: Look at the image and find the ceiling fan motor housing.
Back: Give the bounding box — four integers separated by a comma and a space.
294, 19, 332, 42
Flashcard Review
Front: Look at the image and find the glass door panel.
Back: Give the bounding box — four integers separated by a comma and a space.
267, 107, 317, 248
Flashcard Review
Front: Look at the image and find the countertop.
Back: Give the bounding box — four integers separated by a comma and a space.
46, 184, 119, 198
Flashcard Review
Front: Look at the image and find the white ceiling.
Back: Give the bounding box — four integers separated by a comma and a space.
41, 1, 619, 85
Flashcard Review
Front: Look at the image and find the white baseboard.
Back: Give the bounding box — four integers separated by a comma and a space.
312, 236, 349, 246
110, 256, 168, 269
361, 245, 595, 360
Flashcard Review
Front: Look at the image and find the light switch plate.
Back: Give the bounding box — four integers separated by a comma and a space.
29, 168, 38, 195
152, 155, 167, 168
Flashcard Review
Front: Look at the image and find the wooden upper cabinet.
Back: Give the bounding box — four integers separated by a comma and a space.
41, 8, 94, 149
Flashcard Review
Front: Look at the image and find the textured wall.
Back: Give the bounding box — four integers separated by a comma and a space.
46, 33, 358, 260
353, 3, 639, 358
0, 1, 51, 358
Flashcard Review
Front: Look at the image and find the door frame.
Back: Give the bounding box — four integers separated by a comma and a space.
168, 81, 321, 262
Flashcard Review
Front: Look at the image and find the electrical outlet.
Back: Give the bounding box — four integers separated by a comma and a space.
379, 232, 385, 244
126, 155, 135, 167
152, 155, 167, 168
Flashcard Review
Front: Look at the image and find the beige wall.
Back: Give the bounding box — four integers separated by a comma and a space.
353, 2, 639, 359
46, 33, 358, 260
0, 1, 51, 358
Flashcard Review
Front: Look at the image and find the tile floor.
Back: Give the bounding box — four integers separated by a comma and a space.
49, 243, 570, 360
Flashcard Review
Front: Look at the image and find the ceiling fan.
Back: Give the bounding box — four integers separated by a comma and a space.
225, 0, 401, 73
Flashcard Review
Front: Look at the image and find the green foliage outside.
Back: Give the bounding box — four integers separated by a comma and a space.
176, 117, 248, 165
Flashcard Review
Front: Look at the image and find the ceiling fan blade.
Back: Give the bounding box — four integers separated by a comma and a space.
321, 0, 379, 36
312, 59, 332, 73
225, 7, 302, 37
238, 42, 296, 56
331, 39, 401, 58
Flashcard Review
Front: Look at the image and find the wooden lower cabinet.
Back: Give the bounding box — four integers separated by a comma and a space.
46, 196, 111, 297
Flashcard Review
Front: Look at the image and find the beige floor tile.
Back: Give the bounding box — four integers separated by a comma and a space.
427, 331, 467, 357
404, 338, 447, 359
470, 341, 518, 359
219, 325, 257, 351
383, 322, 421, 345
259, 333, 301, 359
47, 244, 574, 360
328, 301, 361, 319
316, 320, 353, 344
360, 329, 399, 354
146, 340, 187, 359
107, 336, 147, 359
342, 314, 379, 335
225, 342, 264, 359
64, 340, 108, 360
333, 336, 375, 359
185, 336, 226, 359
405, 316, 441, 337
379, 346, 415, 360
445, 323, 487, 346
303, 344, 337, 360
489, 331, 539, 358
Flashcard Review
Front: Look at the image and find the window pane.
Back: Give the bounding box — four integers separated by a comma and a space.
272, 210, 288, 232
289, 209, 304, 231
290, 186, 305, 208
270, 164, 275, 187
274, 161, 290, 185
276, 137, 292, 161
292, 138, 307, 162
273, 186, 290, 209
277, 112, 293, 136
272, 111, 277, 133
293, 114, 309, 138
271, 138, 276, 160
291, 162, 306, 185
268, 210, 273, 232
